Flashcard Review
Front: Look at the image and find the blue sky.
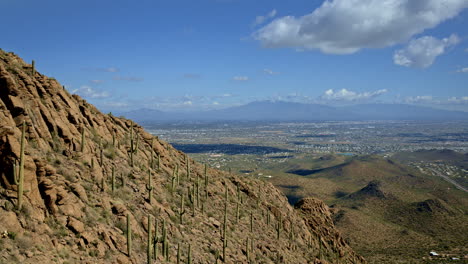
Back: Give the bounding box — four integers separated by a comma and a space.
2, 0, 468, 112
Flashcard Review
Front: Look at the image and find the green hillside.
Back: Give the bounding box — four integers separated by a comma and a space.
264, 154, 468, 263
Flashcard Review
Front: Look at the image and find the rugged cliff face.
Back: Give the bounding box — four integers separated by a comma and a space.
0, 50, 366, 264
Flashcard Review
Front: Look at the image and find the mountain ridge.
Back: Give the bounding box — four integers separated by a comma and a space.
121, 101, 468, 122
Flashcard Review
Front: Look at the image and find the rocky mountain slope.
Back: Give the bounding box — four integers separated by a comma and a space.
0, 50, 366, 263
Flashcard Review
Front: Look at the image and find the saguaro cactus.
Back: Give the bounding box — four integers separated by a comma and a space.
215, 250, 220, 264
191, 185, 196, 217
150, 152, 154, 169
187, 244, 192, 264
250, 211, 253, 232
222, 184, 228, 263
171, 167, 177, 193
246, 237, 250, 262
177, 242, 181, 264
147, 215, 152, 264
127, 214, 132, 257
80, 126, 85, 152
154, 219, 159, 259
204, 164, 208, 188
186, 156, 190, 180
99, 140, 104, 166
223, 234, 228, 263
31, 60, 35, 76
111, 166, 116, 193
101, 177, 105, 192
236, 184, 240, 223
276, 214, 282, 240
14, 121, 26, 210
176, 164, 180, 185
146, 169, 153, 203
178, 193, 186, 224
196, 174, 200, 208
157, 154, 161, 171
164, 239, 169, 261
129, 126, 139, 166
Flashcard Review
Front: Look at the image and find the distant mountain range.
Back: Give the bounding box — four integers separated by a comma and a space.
120, 101, 468, 122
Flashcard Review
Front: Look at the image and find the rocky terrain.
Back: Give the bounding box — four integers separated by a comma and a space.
0, 49, 366, 263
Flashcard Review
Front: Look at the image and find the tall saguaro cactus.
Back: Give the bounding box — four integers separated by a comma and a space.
236, 184, 240, 223
222, 184, 228, 262
31, 60, 35, 76
246, 237, 250, 263
129, 126, 138, 166
186, 155, 190, 180
14, 121, 26, 210
176, 164, 180, 186
147, 215, 152, 264
111, 166, 116, 193
127, 214, 132, 257
146, 169, 153, 203
196, 175, 200, 209
162, 219, 169, 261
157, 154, 161, 171
204, 163, 208, 188
188, 244, 192, 264
250, 211, 254, 232
171, 167, 177, 193
178, 193, 186, 224
80, 126, 85, 152
177, 242, 181, 264
276, 214, 282, 240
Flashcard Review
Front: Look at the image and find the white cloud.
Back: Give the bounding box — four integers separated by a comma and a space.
448, 96, 468, 104
263, 69, 280, 75
90, 80, 104, 84
321, 88, 388, 101
394, 34, 460, 68
116, 94, 238, 111
233, 76, 249, 81
72, 86, 110, 99
403, 95, 468, 105
456, 67, 468, 73
404, 95, 434, 103
253, 0, 468, 54
253, 9, 277, 27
